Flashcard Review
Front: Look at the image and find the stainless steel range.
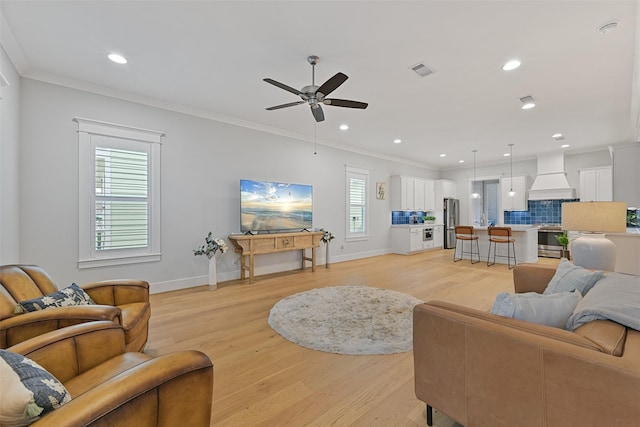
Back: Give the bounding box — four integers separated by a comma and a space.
537, 224, 563, 258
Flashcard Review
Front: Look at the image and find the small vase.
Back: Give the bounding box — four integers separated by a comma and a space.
325, 243, 330, 268
208, 255, 217, 290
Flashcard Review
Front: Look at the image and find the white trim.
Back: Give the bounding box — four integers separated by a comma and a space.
79, 253, 161, 269
76, 118, 163, 268
73, 117, 165, 143
345, 165, 370, 241
0, 10, 30, 75
19, 73, 431, 168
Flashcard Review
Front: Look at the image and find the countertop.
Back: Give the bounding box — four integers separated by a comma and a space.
391, 223, 444, 228
473, 225, 538, 232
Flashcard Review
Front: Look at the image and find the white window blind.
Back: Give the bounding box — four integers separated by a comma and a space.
75, 118, 163, 268
95, 147, 149, 251
346, 166, 369, 240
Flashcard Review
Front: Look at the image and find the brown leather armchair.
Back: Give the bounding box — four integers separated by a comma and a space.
0, 264, 150, 351
8, 321, 214, 426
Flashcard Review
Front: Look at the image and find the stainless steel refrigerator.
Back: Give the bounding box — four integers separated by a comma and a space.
443, 198, 459, 249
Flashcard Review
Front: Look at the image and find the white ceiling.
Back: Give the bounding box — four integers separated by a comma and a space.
1, 0, 639, 169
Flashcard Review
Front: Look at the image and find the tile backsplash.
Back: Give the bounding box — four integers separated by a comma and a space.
392, 211, 426, 225
504, 199, 579, 225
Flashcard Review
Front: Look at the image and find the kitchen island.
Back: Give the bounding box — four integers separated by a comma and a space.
455, 225, 538, 265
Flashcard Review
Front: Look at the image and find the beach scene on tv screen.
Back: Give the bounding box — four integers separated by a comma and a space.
241, 180, 313, 231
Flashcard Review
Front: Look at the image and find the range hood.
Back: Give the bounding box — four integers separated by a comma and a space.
528, 153, 576, 200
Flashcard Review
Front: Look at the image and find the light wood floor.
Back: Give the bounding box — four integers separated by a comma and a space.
147, 250, 559, 426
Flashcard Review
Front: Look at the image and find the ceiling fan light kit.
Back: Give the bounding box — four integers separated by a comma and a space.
264, 55, 368, 122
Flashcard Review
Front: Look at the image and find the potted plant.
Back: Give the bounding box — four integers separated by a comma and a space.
423, 215, 436, 224
555, 231, 570, 260
194, 232, 228, 288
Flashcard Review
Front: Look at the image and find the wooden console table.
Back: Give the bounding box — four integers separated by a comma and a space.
228, 231, 324, 283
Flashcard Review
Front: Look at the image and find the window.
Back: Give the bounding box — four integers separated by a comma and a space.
75, 118, 163, 268
346, 166, 369, 241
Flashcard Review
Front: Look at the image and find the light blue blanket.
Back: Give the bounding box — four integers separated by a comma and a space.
566, 272, 640, 331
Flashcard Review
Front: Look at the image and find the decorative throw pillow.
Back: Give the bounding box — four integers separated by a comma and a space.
491, 290, 582, 329
0, 349, 72, 426
543, 259, 604, 296
14, 283, 95, 314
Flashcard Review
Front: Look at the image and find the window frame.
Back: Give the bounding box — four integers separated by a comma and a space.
345, 165, 369, 241
75, 117, 163, 268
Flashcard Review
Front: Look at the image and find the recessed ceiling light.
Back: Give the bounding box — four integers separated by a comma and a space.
561, 144, 570, 148
339, 124, 349, 131
504, 153, 511, 157
519, 95, 536, 110
108, 53, 128, 64
439, 154, 446, 158
552, 133, 563, 139
393, 139, 402, 144
459, 160, 465, 163
502, 59, 521, 71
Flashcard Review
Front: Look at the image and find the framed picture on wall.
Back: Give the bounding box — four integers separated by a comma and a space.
376, 182, 386, 200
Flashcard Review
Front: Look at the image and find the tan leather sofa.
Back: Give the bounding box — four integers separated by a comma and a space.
8, 321, 214, 426
0, 264, 150, 351
413, 263, 640, 427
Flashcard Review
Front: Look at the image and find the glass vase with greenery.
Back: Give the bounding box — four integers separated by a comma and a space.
556, 232, 570, 259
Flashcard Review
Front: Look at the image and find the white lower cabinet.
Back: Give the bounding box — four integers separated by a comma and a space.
410, 228, 423, 252
434, 225, 444, 248
391, 225, 442, 254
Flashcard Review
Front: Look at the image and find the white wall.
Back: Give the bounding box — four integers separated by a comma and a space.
0, 46, 20, 264
439, 149, 614, 225
439, 158, 537, 225
16, 78, 436, 292
613, 143, 640, 207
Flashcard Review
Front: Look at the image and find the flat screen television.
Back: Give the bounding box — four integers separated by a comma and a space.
240, 179, 313, 233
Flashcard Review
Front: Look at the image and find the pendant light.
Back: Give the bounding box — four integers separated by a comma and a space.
471, 150, 481, 199
508, 144, 516, 197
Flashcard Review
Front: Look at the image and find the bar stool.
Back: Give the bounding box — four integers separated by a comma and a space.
453, 225, 480, 264
487, 226, 517, 269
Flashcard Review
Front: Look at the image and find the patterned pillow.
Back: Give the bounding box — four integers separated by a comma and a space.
14, 283, 96, 314
0, 349, 72, 426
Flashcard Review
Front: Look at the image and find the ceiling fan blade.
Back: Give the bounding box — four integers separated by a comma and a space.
316, 72, 348, 97
311, 105, 325, 122
263, 78, 304, 96
266, 101, 305, 111
323, 99, 369, 109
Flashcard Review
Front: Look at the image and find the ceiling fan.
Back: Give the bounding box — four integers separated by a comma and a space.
263, 55, 368, 122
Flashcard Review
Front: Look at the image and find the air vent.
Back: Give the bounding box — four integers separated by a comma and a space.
411, 62, 434, 77
598, 21, 618, 34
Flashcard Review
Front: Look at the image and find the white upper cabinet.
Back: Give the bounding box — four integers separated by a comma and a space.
391, 176, 436, 211
435, 179, 457, 207
579, 167, 612, 201
501, 176, 528, 211
424, 179, 435, 211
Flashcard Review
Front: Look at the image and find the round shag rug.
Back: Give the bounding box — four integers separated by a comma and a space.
268, 286, 423, 355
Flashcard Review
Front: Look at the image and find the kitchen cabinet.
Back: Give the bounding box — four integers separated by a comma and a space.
579, 167, 612, 202
435, 180, 457, 208
391, 225, 440, 254
433, 225, 444, 248
424, 180, 435, 211
391, 176, 436, 211
501, 176, 528, 211
410, 228, 424, 252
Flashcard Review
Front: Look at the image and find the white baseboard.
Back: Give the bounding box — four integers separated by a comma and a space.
149, 248, 392, 294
